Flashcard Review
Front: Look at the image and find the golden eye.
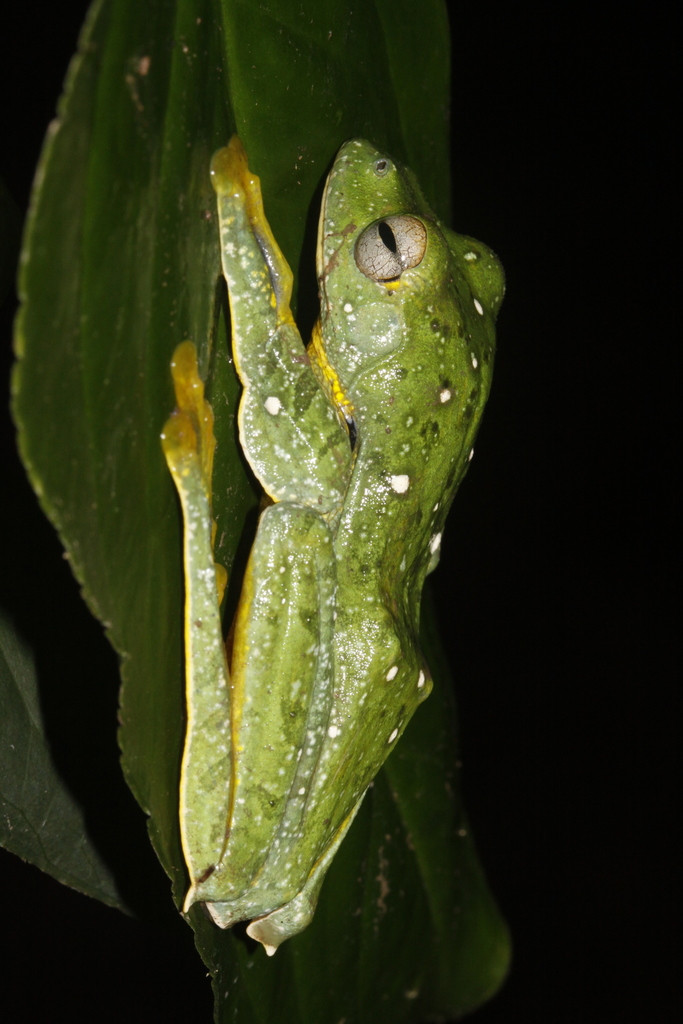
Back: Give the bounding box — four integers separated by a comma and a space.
354, 215, 427, 282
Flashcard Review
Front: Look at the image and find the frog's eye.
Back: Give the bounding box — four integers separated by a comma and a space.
355, 215, 427, 282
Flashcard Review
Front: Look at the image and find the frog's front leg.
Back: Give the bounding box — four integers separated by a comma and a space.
161, 341, 232, 901
210, 137, 353, 512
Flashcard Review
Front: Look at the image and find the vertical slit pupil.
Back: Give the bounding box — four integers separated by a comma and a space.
378, 221, 397, 253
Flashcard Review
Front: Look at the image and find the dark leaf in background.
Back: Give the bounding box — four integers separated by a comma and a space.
0, 610, 124, 909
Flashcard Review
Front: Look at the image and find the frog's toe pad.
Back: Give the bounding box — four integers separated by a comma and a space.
245, 888, 317, 955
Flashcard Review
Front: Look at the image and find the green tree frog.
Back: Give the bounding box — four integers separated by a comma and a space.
161, 137, 503, 954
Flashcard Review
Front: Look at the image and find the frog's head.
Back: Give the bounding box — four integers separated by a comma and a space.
316, 140, 502, 397
316, 142, 428, 379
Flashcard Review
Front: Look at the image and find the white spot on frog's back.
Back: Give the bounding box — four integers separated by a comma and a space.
473, 298, 484, 316
388, 728, 399, 743
417, 670, 425, 689
471, 353, 478, 369
429, 532, 442, 555
343, 302, 353, 313
264, 396, 281, 415
390, 474, 410, 493
386, 665, 398, 681
327, 725, 341, 738
464, 251, 478, 261
439, 388, 452, 403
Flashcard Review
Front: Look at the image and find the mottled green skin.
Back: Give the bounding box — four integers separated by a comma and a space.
315, 140, 503, 820
180, 138, 503, 952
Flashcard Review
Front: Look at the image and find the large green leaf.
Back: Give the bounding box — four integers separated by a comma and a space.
11, 0, 509, 1019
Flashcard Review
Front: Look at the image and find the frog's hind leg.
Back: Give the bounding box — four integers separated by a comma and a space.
246, 791, 365, 954
191, 501, 337, 917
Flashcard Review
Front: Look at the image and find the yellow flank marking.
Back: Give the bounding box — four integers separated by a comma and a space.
308, 320, 355, 429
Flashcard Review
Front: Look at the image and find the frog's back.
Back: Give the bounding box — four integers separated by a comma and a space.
297, 137, 503, 871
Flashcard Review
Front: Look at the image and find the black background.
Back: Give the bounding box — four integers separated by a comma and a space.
1, 2, 679, 1021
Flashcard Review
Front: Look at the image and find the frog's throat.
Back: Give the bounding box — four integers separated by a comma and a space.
308, 319, 355, 433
